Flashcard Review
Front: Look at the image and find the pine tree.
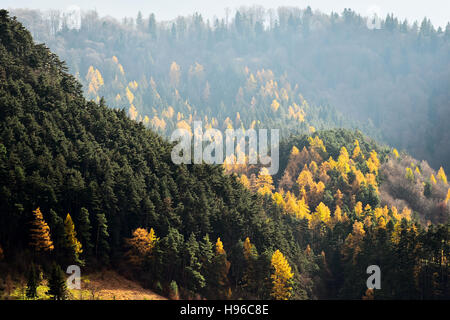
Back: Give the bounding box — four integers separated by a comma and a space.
270, 250, 294, 300
242, 237, 259, 293
26, 263, 39, 299
47, 264, 67, 300
78, 207, 93, 258
199, 234, 214, 296
183, 233, 205, 294
48, 209, 65, 260
211, 237, 231, 299
95, 213, 110, 264
30, 208, 54, 252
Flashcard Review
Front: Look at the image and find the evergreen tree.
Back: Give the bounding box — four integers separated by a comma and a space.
78, 207, 93, 258
95, 213, 110, 264
47, 264, 67, 300
26, 263, 39, 299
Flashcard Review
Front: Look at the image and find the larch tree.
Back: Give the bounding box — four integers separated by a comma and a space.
126, 227, 158, 266
256, 167, 275, 195
30, 207, 54, 252
445, 188, 450, 205
270, 250, 294, 300
437, 167, 447, 184
405, 167, 415, 182
310, 202, 331, 229
64, 213, 83, 264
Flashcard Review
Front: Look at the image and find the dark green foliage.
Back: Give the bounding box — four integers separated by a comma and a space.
78, 207, 93, 258
26, 263, 38, 298
1, 10, 447, 300
47, 263, 67, 300
95, 213, 110, 265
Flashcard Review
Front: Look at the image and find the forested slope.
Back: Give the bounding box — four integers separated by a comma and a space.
10, 7, 450, 170
0, 10, 448, 300
0, 10, 317, 300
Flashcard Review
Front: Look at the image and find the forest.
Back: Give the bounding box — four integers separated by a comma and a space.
10, 6, 450, 171
0, 8, 448, 300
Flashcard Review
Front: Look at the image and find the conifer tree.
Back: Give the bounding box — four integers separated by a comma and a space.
270, 250, 294, 300
437, 167, 447, 184
48, 209, 65, 260
95, 213, 110, 264
78, 207, 93, 258
30, 208, 54, 252
47, 264, 67, 300
212, 237, 231, 299
64, 213, 83, 264
242, 237, 259, 293
183, 233, 205, 294
26, 263, 39, 299
126, 227, 158, 266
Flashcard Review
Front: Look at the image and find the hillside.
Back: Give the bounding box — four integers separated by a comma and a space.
0, 10, 449, 300
0, 10, 318, 300
10, 7, 450, 171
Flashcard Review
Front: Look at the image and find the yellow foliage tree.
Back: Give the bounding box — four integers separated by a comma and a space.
271, 99, 280, 112
308, 136, 326, 153
30, 207, 54, 252
352, 140, 361, 159
126, 228, 159, 266
405, 167, 415, 182
431, 174, 437, 184
216, 237, 226, 255
169, 61, 181, 87
337, 147, 350, 174
125, 87, 134, 104
64, 213, 83, 257
393, 148, 399, 159
296, 166, 314, 191
270, 250, 294, 300
354, 201, 363, 217
437, 167, 447, 184
256, 168, 275, 195
310, 202, 331, 229
343, 221, 366, 264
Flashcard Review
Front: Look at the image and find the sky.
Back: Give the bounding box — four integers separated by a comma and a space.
3, 0, 450, 28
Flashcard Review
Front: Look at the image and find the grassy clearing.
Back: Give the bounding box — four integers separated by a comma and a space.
4, 270, 166, 300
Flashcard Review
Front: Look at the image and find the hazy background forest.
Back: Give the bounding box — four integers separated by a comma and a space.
9, 5, 450, 171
